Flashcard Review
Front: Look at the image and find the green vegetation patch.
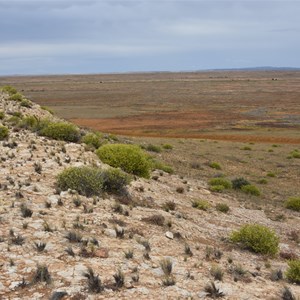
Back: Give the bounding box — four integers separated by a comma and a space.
209, 162, 222, 170
0, 125, 9, 140
40, 121, 80, 142
285, 259, 300, 284
230, 224, 279, 256
209, 178, 232, 189
1, 85, 17, 95
146, 144, 162, 153
231, 177, 250, 190
192, 199, 210, 211
82, 132, 104, 149
241, 184, 261, 196
216, 203, 230, 213
284, 197, 300, 212
96, 144, 151, 178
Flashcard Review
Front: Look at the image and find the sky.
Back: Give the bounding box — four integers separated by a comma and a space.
0, 0, 299, 75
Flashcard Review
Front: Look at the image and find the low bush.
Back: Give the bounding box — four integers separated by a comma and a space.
20, 99, 32, 108
210, 185, 225, 193
209, 178, 232, 189
102, 168, 131, 194
257, 178, 268, 184
40, 121, 80, 142
162, 144, 173, 150
290, 149, 300, 159
192, 199, 210, 211
0, 111, 4, 119
151, 159, 174, 174
9, 92, 23, 102
41, 106, 54, 115
241, 184, 261, 196
231, 177, 250, 189
96, 144, 151, 178
82, 132, 103, 149
20, 116, 38, 129
216, 203, 230, 213
1, 85, 17, 95
146, 144, 162, 153
230, 224, 279, 256
0, 125, 9, 140
284, 197, 300, 212
285, 259, 300, 284
57, 166, 104, 197
209, 162, 221, 170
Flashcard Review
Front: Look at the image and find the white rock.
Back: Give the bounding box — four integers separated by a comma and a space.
165, 231, 174, 239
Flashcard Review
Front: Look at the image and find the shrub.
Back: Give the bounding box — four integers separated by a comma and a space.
231, 177, 250, 189
83, 267, 103, 293
20, 115, 38, 129
1, 85, 17, 95
267, 172, 276, 177
96, 144, 151, 178
210, 185, 225, 193
32, 265, 51, 284
209, 178, 232, 189
192, 199, 210, 211
241, 184, 261, 196
41, 106, 54, 115
146, 144, 162, 153
241, 146, 252, 150
57, 166, 104, 197
40, 121, 80, 142
151, 159, 174, 174
290, 149, 300, 159
216, 203, 230, 213
101, 168, 131, 194
162, 144, 173, 150
0, 111, 4, 119
230, 224, 279, 256
284, 197, 300, 212
82, 132, 103, 149
9, 92, 23, 102
257, 178, 268, 184
0, 126, 9, 140
20, 99, 32, 108
209, 162, 221, 170
285, 259, 300, 284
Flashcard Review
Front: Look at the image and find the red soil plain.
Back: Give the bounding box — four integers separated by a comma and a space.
1, 70, 300, 143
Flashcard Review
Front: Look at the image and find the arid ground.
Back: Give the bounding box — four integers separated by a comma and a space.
1, 71, 300, 143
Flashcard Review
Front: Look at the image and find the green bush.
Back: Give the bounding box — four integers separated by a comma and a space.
230, 224, 279, 256
290, 150, 300, 159
20, 116, 38, 129
20, 99, 32, 108
146, 144, 162, 153
210, 185, 225, 193
151, 159, 174, 174
209, 178, 232, 189
241, 146, 252, 151
40, 121, 80, 142
101, 168, 131, 194
232, 177, 250, 189
209, 162, 221, 170
285, 259, 300, 284
57, 166, 104, 197
267, 172, 276, 178
284, 197, 300, 212
9, 92, 23, 102
162, 144, 173, 150
257, 178, 268, 184
192, 199, 210, 211
82, 132, 103, 149
1, 85, 17, 95
216, 203, 230, 213
96, 144, 151, 178
6, 116, 21, 126
41, 106, 54, 115
241, 184, 261, 196
0, 125, 9, 140
0, 111, 4, 119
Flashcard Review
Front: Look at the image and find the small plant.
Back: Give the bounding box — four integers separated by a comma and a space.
101, 168, 131, 194
210, 265, 224, 281
113, 268, 125, 288
281, 286, 296, 300
210, 185, 225, 193
290, 149, 300, 159
43, 221, 53, 232
20, 203, 33, 218
257, 178, 268, 184
34, 162, 42, 174
216, 203, 230, 213
139, 239, 151, 252
142, 214, 165, 226
96, 144, 151, 178
65, 231, 82, 243
204, 282, 224, 298
35, 241, 47, 252
162, 276, 176, 286
241, 146, 251, 151
83, 267, 103, 293
115, 226, 125, 239
1, 85, 17, 95
163, 201, 176, 212
192, 199, 210, 211
11, 234, 25, 245
32, 265, 51, 284
231, 177, 250, 189
209, 162, 221, 170
241, 184, 261, 196
160, 258, 173, 276
184, 244, 193, 257
267, 172, 276, 177
285, 259, 300, 284
0, 126, 9, 140
146, 144, 162, 153
284, 197, 300, 212
73, 197, 82, 207
162, 144, 173, 150
124, 249, 133, 259
209, 178, 232, 189
9, 92, 23, 101
45, 201, 51, 209
82, 132, 103, 149
20, 99, 32, 108
230, 224, 279, 256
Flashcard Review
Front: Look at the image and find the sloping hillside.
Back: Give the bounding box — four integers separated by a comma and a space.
0, 90, 299, 299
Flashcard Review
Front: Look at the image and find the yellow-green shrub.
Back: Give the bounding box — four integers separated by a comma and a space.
96, 144, 151, 178
285, 259, 300, 284
0, 125, 9, 140
241, 184, 261, 196
82, 132, 103, 149
209, 178, 232, 189
284, 197, 300, 212
230, 224, 279, 256
1, 85, 17, 95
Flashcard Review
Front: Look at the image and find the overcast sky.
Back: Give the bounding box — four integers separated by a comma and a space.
0, 0, 299, 75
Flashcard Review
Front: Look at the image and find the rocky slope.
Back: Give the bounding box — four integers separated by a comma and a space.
0, 91, 299, 299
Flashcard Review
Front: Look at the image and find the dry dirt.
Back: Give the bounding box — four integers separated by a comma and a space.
0, 90, 299, 299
